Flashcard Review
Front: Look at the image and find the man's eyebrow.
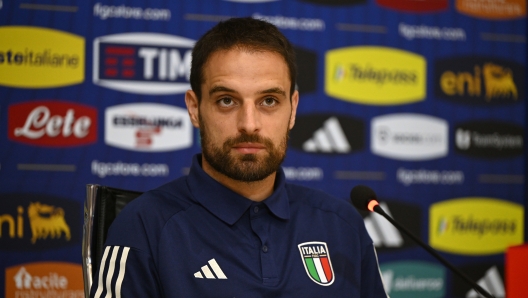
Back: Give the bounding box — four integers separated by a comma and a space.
259, 87, 286, 96
209, 85, 235, 96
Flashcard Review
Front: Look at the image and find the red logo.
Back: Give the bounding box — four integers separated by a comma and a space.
377, 0, 448, 12
8, 100, 97, 147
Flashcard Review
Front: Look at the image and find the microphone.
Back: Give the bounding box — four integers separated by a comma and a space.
350, 185, 495, 298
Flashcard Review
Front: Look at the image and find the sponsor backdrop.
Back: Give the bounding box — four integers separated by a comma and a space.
0, 0, 525, 297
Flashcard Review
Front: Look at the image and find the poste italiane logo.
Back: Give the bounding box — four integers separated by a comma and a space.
429, 198, 523, 255
325, 46, 426, 105
0, 26, 84, 88
456, 0, 526, 20
5, 262, 83, 297
298, 242, 335, 286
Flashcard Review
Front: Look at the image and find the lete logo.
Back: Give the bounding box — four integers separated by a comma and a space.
8, 100, 97, 147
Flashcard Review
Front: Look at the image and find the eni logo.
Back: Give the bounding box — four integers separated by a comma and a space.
429, 198, 523, 255
441, 63, 518, 101
0, 202, 71, 243
325, 46, 426, 105
0, 26, 85, 88
28, 202, 71, 243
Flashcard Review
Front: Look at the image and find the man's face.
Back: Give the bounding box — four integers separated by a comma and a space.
186, 48, 299, 182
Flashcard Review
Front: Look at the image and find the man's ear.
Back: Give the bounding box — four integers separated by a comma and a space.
289, 90, 299, 130
185, 90, 200, 128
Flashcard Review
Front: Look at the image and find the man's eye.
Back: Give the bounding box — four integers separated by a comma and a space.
262, 97, 277, 106
219, 97, 234, 106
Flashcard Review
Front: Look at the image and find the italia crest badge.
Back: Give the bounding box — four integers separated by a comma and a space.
298, 241, 335, 286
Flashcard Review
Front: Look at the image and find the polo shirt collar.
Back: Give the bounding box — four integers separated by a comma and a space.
186, 154, 290, 225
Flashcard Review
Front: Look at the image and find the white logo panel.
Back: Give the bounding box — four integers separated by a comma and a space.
105, 103, 192, 152
371, 113, 448, 161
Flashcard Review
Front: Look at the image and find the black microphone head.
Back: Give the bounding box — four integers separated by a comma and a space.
350, 185, 377, 211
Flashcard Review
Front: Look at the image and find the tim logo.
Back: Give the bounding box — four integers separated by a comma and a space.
93, 32, 195, 94
0, 194, 80, 251
435, 57, 524, 105
8, 100, 97, 147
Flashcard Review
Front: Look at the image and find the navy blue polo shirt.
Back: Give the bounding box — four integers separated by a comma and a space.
90, 154, 388, 297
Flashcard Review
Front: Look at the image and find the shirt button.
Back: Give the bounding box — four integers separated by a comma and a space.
262, 245, 268, 253
254, 206, 259, 213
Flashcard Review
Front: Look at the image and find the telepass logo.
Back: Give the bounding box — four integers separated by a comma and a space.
298, 242, 335, 286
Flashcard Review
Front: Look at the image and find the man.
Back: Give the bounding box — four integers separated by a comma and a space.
90, 17, 388, 297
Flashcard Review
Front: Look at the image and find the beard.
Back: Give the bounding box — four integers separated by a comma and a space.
199, 115, 288, 182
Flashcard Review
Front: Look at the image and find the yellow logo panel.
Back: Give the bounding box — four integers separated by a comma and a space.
325, 46, 426, 105
0, 26, 84, 88
430, 198, 523, 255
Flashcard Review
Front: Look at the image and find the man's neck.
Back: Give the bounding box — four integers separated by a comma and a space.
201, 156, 276, 202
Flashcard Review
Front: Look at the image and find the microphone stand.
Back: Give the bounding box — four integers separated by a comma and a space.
373, 205, 495, 298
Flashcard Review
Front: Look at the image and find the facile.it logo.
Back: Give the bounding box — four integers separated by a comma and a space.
371, 113, 448, 161
435, 56, 524, 105
289, 114, 364, 154
5, 262, 83, 297
325, 46, 426, 105
455, 120, 523, 159
93, 32, 194, 94
0, 26, 84, 88
0, 194, 80, 251
430, 198, 523, 255
377, 0, 448, 12
380, 261, 445, 298
456, 0, 526, 20
105, 103, 192, 152
8, 100, 97, 147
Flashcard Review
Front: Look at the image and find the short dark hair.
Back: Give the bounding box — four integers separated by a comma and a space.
190, 17, 297, 101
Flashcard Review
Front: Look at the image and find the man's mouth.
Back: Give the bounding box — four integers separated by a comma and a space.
232, 142, 266, 154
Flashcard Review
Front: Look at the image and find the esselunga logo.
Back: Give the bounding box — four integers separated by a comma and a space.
0, 194, 80, 251
456, 0, 526, 20
0, 26, 84, 88
5, 262, 83, 297
380, 260, 445, 297
105, 103, 192, 152
371, 113, 448, 161
429, 198, 524, 255
325, 46, 426, 105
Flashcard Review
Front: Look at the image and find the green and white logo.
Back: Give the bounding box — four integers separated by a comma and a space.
380, 261, 445, 297
298, 241, 335, 286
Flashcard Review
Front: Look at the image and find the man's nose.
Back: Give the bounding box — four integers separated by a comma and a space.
237, 103, 261, 134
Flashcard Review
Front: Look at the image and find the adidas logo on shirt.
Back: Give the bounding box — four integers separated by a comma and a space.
466, 266, 504, 298
194, 258, 227, 279
364, 202, 404, 248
